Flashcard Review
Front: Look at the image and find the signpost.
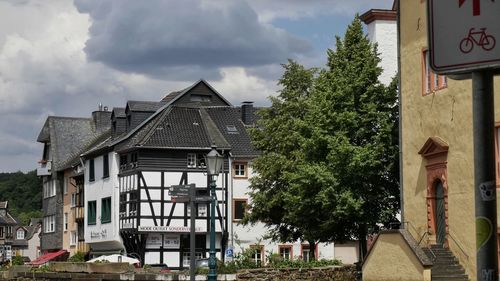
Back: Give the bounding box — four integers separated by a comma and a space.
428, 0, 500, 73
428, 1, 499, 280
168, 184, 213, 281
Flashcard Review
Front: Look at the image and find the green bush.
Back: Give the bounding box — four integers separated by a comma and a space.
68, 252, 85, 262
11, 256, 24, 266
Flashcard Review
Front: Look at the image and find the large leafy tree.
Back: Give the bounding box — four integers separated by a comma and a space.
307, 16, 399, 258
244, 16, 399, 261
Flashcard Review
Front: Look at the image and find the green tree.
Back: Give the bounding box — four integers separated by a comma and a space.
244, 16, 399, 262
245, 59, 326, 260
307, 16, 399, 258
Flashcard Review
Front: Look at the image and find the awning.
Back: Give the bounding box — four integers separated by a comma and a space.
28, 250, 69, 266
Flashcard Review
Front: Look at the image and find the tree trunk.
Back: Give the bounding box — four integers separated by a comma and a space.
358, 224, 368, 263
308, 240, 316, 261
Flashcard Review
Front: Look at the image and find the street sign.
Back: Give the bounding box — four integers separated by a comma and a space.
194, 196, 212, 202
169, 185, 191, 193
171, 196, 190, 203
428, 0, 500, 73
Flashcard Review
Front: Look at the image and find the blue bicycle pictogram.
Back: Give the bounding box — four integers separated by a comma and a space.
459, 27, 496, 53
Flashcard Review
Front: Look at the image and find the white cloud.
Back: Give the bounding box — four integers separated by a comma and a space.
248, 0, 395, 22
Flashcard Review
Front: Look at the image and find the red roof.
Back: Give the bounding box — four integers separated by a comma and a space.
29, 250, 68, 266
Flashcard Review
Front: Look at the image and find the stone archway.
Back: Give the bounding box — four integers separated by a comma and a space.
418, 137, 449, 246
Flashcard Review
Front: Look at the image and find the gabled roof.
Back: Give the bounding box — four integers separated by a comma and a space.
111, 107, 126, 119
37, 116, 112, 171
82, 79, 236, 157
126, 101, 166, 112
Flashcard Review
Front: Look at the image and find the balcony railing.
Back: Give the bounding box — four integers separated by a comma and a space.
73, 206, 84, 221
37, 160, 52, 176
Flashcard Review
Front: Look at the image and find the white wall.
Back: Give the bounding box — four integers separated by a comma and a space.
84, 152, 122, 248
366, 20, 398, 86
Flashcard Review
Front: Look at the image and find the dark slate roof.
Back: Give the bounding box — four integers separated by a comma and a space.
127, 101, 166, 112
161, 91, 183, 103
37, 116, 112, 171
0, 209, 19, 225
112, 107, 126, 118
206, 107, 259, 157
26, 218, 42, 240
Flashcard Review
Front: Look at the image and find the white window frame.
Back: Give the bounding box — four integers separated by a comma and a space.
64, 213, 68, 231
43, 215, 55, 233
70, 231, 77, 246
71, 193, 77, 207
279, 246, 291, 260
16, 229, 25, 240
187, 153, 196, 168
234, 163, 246, 177
63, 177, 68, 195
182, 251, 203, 267
43, 180, 56, 198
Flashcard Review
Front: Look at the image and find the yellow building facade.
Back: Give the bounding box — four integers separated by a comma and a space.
399, 0, 500, 280
364, 1, 500, 280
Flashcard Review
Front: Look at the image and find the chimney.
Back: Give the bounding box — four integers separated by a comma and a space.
92, 104, 112, 132
241, 101, 254, 125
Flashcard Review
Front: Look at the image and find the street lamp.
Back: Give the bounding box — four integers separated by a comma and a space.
206, 145, 223, 281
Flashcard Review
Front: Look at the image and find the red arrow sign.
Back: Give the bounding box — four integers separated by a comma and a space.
460, 0, 496, 16
459, 0, 481, 16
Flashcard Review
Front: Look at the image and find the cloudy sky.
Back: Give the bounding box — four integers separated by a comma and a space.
0, 0, 393, 172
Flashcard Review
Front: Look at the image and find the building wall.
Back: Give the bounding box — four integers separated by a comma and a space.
362, 232, 431, 281
84, 152, 123, 251
366, 19, 398, 85
21, 227, 41, 261
41, 174, 63, 251
400, 1, 500, 280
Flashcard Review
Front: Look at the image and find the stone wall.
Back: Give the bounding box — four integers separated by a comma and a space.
236, 266, 356, 281
0, 265, 356, 281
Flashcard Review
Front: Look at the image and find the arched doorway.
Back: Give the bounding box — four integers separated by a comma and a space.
434, 180, 446, 245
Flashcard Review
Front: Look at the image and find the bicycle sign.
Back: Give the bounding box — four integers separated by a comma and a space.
428, 0, 500, 73
459, 28, 496, 53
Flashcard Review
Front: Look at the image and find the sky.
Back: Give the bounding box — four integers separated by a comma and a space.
0, 0, 393, 172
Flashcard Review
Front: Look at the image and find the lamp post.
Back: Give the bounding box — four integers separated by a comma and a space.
205, 145, 223, 281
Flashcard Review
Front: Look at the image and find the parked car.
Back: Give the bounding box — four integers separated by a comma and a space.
196, 258, 209, 269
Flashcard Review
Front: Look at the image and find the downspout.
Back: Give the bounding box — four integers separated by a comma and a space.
228, 153, 234, 249
397, 0, 404, 225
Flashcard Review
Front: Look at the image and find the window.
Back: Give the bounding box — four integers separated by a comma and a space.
119, 193, 127, 216
226, 125, 239, 134
16, 229, 25, 240
43, 215, 55, 233
182, 252, 203, 267
233, 199, 248, 221
6, 226, 12, 237
234, 163, 247, 178
190, 94, 212, 102
70, 231, 77, 246
422, 50, 447, 95
71, 193, 77, 207
129, 191, 138, 215
250, 245, 264, 266
300, 244, 318, 262
196, 153, 206, 168
63, 177, 68, 194
88, 201, 96, 225
103, 154, 109, 178
187, 153, 196, 168
0, 227, 4, 239
101, 197, 112, 223
43, 180, 56, 198
279, 245, 292, 260
64, 213, 68, 231
89, 159, 95, 182
120, 155, 128, 170
198, 204, 207, 217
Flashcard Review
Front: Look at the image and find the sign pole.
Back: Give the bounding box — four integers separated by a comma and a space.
472, 70, 498, 281
190, 184, 196, 281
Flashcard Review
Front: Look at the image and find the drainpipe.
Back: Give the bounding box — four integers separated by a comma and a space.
397, 0, 404, 225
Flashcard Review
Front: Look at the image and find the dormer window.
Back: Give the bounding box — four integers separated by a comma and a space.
187, 153, 196, 168
16, 229, 25, 240
190, 94, 212, 102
